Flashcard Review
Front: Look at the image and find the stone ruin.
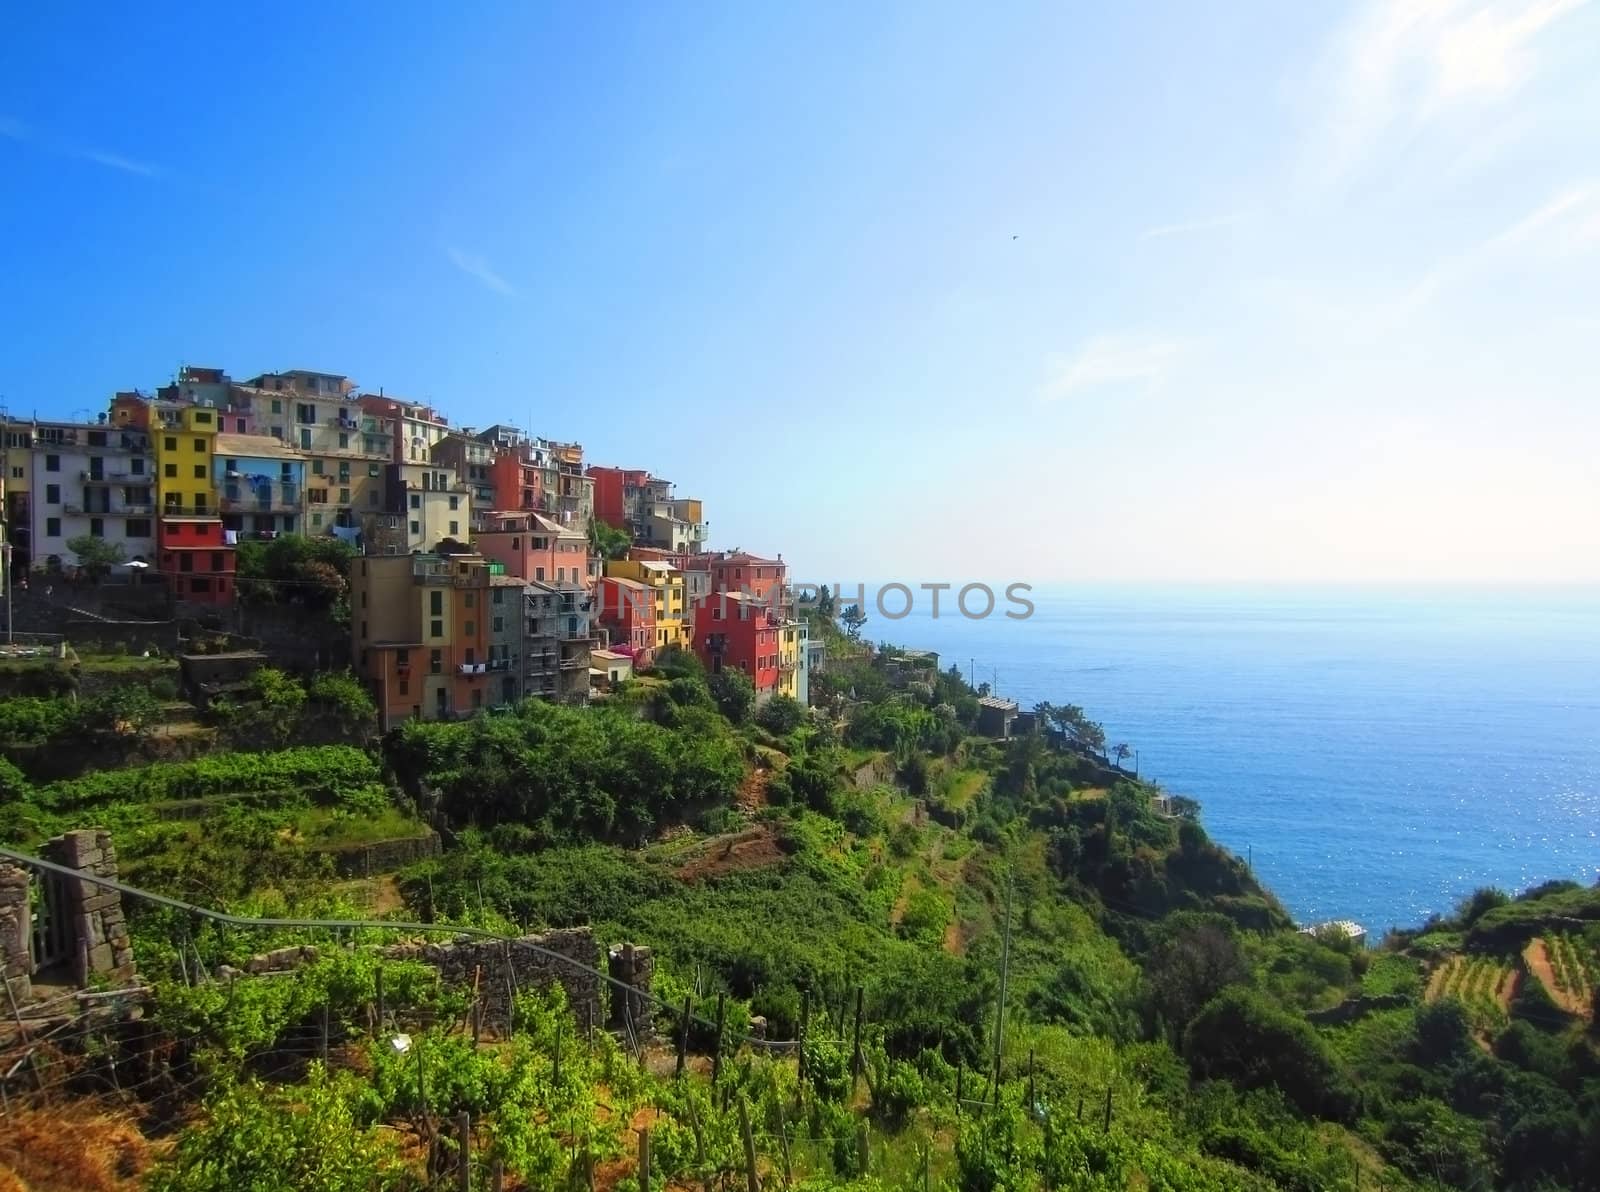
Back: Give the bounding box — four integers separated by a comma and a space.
1, 829, 137, 1010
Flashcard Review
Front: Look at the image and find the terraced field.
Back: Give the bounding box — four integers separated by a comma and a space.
1426, 953, 1517, 1033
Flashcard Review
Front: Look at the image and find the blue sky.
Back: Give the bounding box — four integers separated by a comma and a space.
3, 2, 1597, 583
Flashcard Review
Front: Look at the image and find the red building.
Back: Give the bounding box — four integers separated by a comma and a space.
586, 466, 649, 530
703, 551, 787, 610
487, 450, 544, 515
596, 576, 655, 667
694, 591, 780, 695
159, 516, 234, 604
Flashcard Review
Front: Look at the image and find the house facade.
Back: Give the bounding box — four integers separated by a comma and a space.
521, 579, 594, 704
214, 433, 304, 540
604, 557, 689, 651
694, 591, 780, 697
27, 419, 156, 573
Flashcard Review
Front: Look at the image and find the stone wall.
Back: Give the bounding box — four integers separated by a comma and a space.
0, 864, 32, 1005
385, 927, 603, 1031
323, 832, 441, 878
38, 830, 135, 986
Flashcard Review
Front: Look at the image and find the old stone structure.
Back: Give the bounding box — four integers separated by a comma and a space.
0, 864, 33, 1005
384, 927, 603, 1031
607, 942, 656, 1035
39, 830, 136, 985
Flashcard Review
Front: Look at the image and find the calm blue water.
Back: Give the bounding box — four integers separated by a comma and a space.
876, 586, 1600, 936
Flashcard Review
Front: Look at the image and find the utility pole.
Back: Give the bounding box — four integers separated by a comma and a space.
991, 873, 1013, 1101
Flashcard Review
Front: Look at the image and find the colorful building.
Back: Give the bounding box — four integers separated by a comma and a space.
778, 618, 810, 705
157, 516, 236, 604
603, 557, 690, 650
129, 399, 233, 604
214, 432, 304, 540
373, 462, 470, 554
358, 395, 450, 465
2, 420, 35, 573
586, 466, 704, 549
27, 419, 156, 573
240, 371, 392, 536
350, 552, 502, 728
430, 431, 497, 531
474, 511, 593, 586
694, 591, 780, 697
595, 575, 656, 667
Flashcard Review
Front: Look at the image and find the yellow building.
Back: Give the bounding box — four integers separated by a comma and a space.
778, 620, 802, 700
604, 557, 691, 649
151, 403, 221, 516
2, 420, 33, 573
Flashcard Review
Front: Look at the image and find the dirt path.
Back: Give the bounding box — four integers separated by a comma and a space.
673, 822, 784, 882
1523, 939, 1589, 1017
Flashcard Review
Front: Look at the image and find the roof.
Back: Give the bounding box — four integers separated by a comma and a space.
592, 649, 630, 662
633, 559, 675, 573
215, 432, 303, 460
978, 696, 1019, 711
489, 575, 525, 587
718, 551, 782, 567
604, 576, 648, 592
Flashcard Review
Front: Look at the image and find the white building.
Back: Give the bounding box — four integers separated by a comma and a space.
29, 420, 156, 573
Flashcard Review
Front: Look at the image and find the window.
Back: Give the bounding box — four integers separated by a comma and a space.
338, 433, 349, 449
472, 689, 483, 709
430, 591, 443, 615
430, 649, 442, 674
9, 467, 19, 479
312, 458, 324, 474
448, 495, 459, 511
193, 411, 211, 425
45, 517, 60, 536
164, 437, 177, 451
368, 464, 380, 477
45, 484, 60, 504
410, 520, 421, 536
464, 621, 475, 637
410, 494, 421, 510
164, 463, 177, 478
307, 488, 327, 504
535, 567, 545, 581
180, 554, 194, 573
311, 512, 323, 527
270, 426, 284, 439
299, 428, 312, 450
126, 519, 150, 537
190, 576, 211, 593
131, 458, 145, 475
493, 616, 504, 633
464, 591, 476, 609
270, 399, 282, 414
90, 518, 104, 538
492, 589, 503, 604
368, 490, 379, 506
398, 678, 409, 696
449, 521, 459, 536
430, 619, 443, 638
193, 438, 205, 452
211, 551, 224, 571
45, 454, 60, 472
339, 488, 350, 504
235, 418, 246, 433
194, 465, 206, 479
296, 403, 315, 425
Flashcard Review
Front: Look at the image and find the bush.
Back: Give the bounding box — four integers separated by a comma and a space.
756, 695, 803, 735
708, 671, 755, 724
1184, 987, 1357, 1120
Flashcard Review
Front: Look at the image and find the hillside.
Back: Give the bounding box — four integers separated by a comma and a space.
0, 627, 1597, 1190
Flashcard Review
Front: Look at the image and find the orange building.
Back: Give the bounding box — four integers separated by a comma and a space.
351, 552, 502, 728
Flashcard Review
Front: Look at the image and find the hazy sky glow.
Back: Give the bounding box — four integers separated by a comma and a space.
2, 2, 1596, 582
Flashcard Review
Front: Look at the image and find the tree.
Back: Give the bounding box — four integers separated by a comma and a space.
757, 694, 804, 735
65, 534, 125, 579
587, 518, 631, 561
708, 670, 755, 724
1184, 987, 1357, 1120
815, 586, 836, 618
1113, 743, 1132, 770
1144, 912, 1248, 1039
840, 603, 867, 640
235, 534, 355, 609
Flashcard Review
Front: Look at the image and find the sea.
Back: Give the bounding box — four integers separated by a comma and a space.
874, 585, 1600, 938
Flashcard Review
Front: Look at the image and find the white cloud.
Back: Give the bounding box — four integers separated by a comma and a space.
78, 148, 157, 177
446, 246, 516, 297
1039, 335, 1185, 401
1, 117, 159, 176
1139, 213, 1246, 241
1319, 0, 1590, 178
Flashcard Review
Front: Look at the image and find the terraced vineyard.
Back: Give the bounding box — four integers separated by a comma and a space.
1540, 932, 1595, 1016
1428, 953, 1515, 1032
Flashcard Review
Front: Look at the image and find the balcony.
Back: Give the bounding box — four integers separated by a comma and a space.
558, 656, 587, 671
161, 505, 218, 519
457, 662, 490, 677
